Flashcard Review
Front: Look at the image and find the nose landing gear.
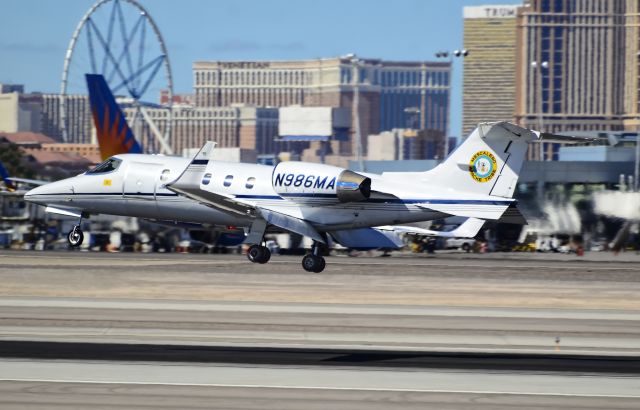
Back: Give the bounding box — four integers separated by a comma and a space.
67, 212, 88, 247
67, 225, 84, 247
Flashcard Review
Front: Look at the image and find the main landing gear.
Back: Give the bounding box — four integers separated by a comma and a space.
246, 244, 271, 264
302, 242, 326, 273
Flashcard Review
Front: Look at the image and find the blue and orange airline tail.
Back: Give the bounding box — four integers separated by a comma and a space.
86, 74, 143, 160
0, 160, 17, 191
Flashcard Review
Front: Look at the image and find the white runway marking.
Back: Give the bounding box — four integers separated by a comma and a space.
1, 378, 639, 399
1, 360, 638, 398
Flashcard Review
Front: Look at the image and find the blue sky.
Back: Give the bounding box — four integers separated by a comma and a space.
0, 0, 519, 136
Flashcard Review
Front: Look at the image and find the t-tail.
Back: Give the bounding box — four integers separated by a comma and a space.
86, 74, 142, 160
424, 122, 537, 198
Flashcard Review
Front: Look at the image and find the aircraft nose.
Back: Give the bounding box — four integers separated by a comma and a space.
24, 179, 74, 205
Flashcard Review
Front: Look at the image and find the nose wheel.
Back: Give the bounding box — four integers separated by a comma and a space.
247, 244, 271, 264
67, 225, 84, 247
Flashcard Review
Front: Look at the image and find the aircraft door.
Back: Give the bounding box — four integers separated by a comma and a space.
122, 162, 162, 205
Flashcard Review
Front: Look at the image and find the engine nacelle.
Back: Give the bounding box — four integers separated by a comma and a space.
272, 162, 371, 204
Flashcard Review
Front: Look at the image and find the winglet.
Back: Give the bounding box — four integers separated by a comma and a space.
166, 141, 216, 191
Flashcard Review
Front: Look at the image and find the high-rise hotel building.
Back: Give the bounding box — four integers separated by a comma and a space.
192, 57, 451, 158
515, 0, 639, 134
462, 4, 520, 137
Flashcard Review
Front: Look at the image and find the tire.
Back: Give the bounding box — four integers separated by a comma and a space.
247, 245, 264, 263
462, 243, 471, 253
247, 245, 271, 264
302, 254, 326, 273
258, 246, 271, 264
67, 227, 84, 247
313, 256, 326, 273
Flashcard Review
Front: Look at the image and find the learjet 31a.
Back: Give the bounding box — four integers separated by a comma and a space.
25, 121, 596, 272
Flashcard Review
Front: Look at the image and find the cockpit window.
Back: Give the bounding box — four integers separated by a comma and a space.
86, 157, 122, 175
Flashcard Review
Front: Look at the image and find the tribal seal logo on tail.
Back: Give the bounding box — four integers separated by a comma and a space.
469, 150, 497, 183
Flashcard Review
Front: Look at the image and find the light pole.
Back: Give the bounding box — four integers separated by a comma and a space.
351, 57, 364, 172
531, 60, 548, 161
436, 49, 468, 159
635, 119, 640, 192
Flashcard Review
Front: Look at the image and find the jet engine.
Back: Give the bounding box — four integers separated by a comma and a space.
272, 162, 371, 204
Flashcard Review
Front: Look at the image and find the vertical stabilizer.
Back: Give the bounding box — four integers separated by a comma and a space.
426, 122, 536, 198
86, 74, 143, 160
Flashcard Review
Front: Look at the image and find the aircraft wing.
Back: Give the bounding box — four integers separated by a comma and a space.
165, 143, 254, 216
376, 217, 485, 239
166, 141, 326, 243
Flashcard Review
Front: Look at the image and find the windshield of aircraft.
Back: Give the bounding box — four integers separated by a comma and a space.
86, 157, 122, 175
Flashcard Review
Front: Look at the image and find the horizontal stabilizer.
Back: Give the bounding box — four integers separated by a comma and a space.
498, 203, 528, 225
534, 131, 605, 144
416, 201, 510, 220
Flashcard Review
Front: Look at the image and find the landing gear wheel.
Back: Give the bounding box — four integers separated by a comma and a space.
67, 226, 84, 247
247, 245, 271, 264
302, 254, 326, 273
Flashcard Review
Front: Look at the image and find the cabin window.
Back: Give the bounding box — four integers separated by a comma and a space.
86, 157, 122, 174
223, 175, 233, 187
245, 177, 256, 189
160, 169, 171, 182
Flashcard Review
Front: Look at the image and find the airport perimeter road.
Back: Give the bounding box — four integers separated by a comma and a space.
1, 250, 640, 353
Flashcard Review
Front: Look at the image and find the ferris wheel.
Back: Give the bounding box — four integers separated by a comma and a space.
61, 0, 173, 154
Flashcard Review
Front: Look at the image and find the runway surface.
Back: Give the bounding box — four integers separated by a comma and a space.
1, 250, 639, 408
1, 250, 639, 353
1, 358, 639, 409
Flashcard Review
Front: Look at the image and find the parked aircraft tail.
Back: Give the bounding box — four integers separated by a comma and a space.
0, 160, 17, 191
86, 74, 142, 160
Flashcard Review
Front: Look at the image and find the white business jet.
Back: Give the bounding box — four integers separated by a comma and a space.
26, 121, 591, 272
